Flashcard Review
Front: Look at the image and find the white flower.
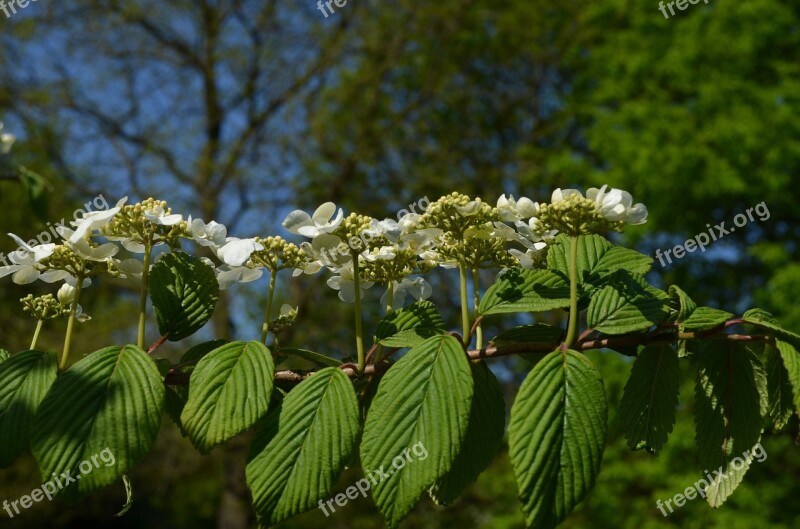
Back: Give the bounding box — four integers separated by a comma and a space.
363, 245, 397, 262
74, 305, 91, 323
56, 227, 119, 261
509, 248, 546, 269
0, 122, 15, 154
216, 237, 264, 267
326, 261, 373, 303
60, 288, 91, 321
117, 258, 145, 280
456, 200, 481, 216
381, 276, 432, 310
497, 194, 539, 221
68, 197, 128, 244
279, 304, 296, 317
364, 218, 402, 242
514, 219, 554, 249
0, 234, 64, 284
298, 234, 349, 270
188, 217, 227, 248
282, 202, 344, 238
397, 212, 421, 233
397, 228, 442, 254
144, 204, 183, 226
216, 265, 263, 290
57, 283, 77, 305
587, 185, 648, 225
550, 188, 584, 204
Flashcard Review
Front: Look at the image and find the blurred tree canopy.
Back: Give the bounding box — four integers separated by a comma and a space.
0, 0, 798, 528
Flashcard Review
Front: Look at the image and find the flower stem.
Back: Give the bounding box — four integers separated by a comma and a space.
352, 254, 365, 374
458, 264, 471, 346
137, 243, 153, 349
61, 275, 84, 370
260, 270, 277, 344
385, 283, 394, 315
564, 235, 580, 349
30, 318, 44, 350
472, 268, 483, 349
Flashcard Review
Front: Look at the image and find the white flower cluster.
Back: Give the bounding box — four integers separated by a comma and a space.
1, 186, 648, 311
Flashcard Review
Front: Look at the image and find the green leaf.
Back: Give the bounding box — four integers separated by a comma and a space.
430, 361, 505, 505
772, 339, 800, 417
547, 234, 653, 295
31, 345, 164, 498
681, 307, 734, 331
0, 349, 10, 363
490, 324, 563, 367
742, 308, 800, 344
586, 271, 668, 335
490, 323, 564, 347
149, 251, 220, 341
181, 341, 274, 453
180, 339, 229, 366
164, 385, 189, 436
375, 300, 446, 347
361, 335, 473, 528
479, 268, 570, 315
764, 342, 796, 430
0, 350, 58, 467
280, 348, 342, 368
619, 345, 679, 454
246, 367, 359, 525
668, 284, 697, 322
694, 341, 766, 507
509, 350, 607, 529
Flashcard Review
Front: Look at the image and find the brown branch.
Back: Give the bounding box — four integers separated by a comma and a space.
162, 318, 766, 387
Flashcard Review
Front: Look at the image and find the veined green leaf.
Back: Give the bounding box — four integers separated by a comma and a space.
180, 339, 229, 366
694, 341, 766, 507
479, 269, 570, 315
149, 251, 220, 341
246, 367, 359, 525
0, 349, 10, 363
280, 348, 342, 368
430, 361, 505, 505
0, 350, 58, 467
181, 341, 274, 453
547, 234, 653, 295
586, 271, 668, 335
490, 323, 563, 347
764, 342, 796, 430
31, 345, 164, 498
375, 300, 446, 347
619, 345, 679, 454
668, 285, 697, 322
681, 307, 733, 331
773, 339, 800, 418
509, 349, 607, 529
361, 335, 473, 528
742, 308, 800, 344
